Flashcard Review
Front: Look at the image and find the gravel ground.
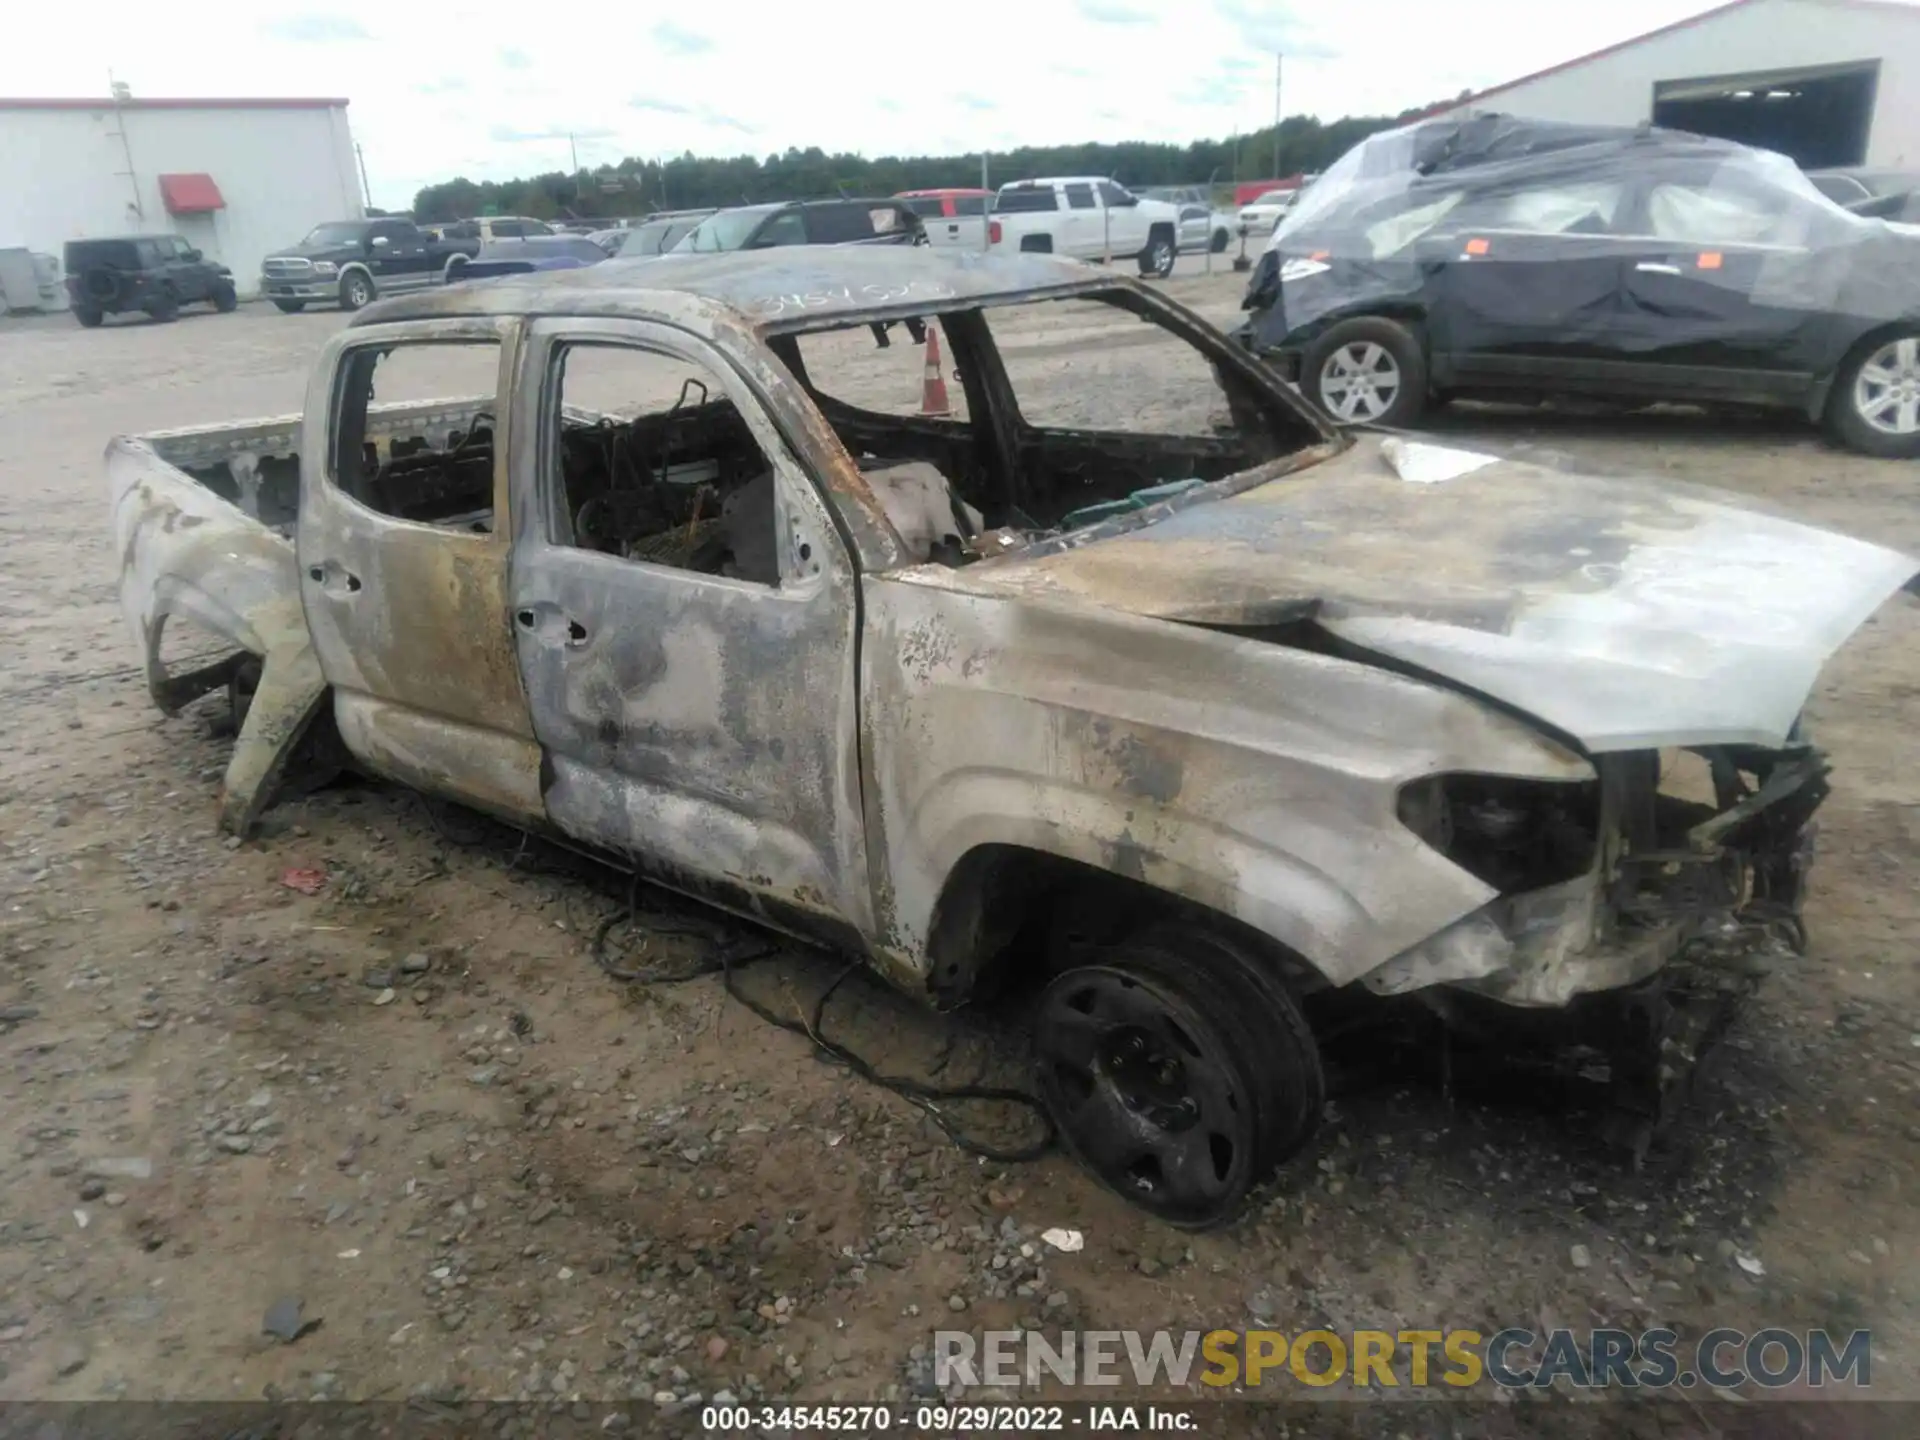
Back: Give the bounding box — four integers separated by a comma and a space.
1, 268, 1917, 1430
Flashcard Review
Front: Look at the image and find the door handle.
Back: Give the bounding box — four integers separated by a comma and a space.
515, 606, 588, 647
1635, 262, 1683, 275
307, 562, 361, 595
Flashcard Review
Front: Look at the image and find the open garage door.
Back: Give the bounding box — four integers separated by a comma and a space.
1653, 60, 1878, 168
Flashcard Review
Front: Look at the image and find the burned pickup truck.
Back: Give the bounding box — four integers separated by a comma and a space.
109, 249, 1918, 1225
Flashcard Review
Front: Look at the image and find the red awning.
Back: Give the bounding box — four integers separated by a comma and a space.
158, 172, 225, 214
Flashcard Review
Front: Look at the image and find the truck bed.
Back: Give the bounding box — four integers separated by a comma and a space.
107, 397, 495, 833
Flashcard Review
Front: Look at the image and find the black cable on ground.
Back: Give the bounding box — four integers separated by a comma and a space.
591, 881, 1056, 1164
416, 795, 1057, 1164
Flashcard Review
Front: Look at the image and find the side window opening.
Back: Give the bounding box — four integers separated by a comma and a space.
550, 343, 792, 588
768, 322, 982, 568
767, 289, 1314, 559
329, 340, 502, 532
1475, 181, 1626, 235
1646, 178, 1812, 247
1064, 184, 1097, 211
757, 212, 808, 247
982, 293, 1303, 527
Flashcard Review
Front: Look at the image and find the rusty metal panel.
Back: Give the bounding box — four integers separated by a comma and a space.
859, 570, 1595, 985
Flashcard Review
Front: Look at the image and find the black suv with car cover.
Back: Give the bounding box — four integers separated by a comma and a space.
1237, 115, 1920, 458
62, 235, 237, 327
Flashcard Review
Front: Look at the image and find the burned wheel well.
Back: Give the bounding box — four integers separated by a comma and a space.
923, 843, 1321, 1008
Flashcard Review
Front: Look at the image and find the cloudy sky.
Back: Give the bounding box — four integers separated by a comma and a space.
5, 0, 1739, 208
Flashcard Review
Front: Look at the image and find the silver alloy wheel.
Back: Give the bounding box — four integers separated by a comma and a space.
343, 273, 373, 309
1317, 341, 1402, 423
1853, 336, 1920, 436
1151, 239, 1174, 274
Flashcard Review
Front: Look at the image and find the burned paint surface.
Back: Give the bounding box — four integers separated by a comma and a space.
929, 434, 1920, 752
859, 571, 1597, 986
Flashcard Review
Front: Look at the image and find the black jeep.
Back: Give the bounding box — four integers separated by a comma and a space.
63, 235, 238, 327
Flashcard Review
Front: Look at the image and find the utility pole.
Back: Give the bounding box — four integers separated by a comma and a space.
1272, 53, 1284, 181
569, 132, 579, 172
980, 151, 990, 253
107, 70, 144, 220
354, 143, 374, 211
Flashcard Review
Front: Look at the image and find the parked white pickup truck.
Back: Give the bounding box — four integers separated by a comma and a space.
987, 177, 1183, 277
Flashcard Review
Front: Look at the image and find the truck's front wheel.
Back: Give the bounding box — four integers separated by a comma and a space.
1138, 227, 1177, 279
338, 271, 375, 312
1034, 924, 1322, 1228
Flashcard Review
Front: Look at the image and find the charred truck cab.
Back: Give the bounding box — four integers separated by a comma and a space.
106, 249, 1919, 1226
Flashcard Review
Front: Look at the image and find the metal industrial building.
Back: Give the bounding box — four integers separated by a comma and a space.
0, 94, 364, 304
1430, 0, 1920, 169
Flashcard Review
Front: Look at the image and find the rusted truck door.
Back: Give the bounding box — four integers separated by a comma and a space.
298, 318, 549, 822
506, 317, 873, 941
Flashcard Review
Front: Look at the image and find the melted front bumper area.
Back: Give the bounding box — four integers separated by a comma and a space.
1364, 746, 1826, 1008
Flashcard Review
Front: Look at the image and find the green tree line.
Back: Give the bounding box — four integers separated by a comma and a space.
409, 104, 1458, 221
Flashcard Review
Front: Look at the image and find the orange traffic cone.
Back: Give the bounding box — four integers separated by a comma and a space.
920, 323, 952, 417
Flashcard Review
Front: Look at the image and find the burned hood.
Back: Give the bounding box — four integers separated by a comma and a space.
947, 436, 1920, 752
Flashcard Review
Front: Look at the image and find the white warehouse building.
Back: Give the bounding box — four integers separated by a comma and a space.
1430, 0, 1920, 169
0, 94, 365, 304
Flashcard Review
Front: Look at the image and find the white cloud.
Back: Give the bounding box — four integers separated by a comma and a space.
4, 0, 1733, 208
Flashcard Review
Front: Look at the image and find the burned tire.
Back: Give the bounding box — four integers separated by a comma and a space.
338, 270, 375, 312
212, 281, 239, 313
144, 290, 178, 323
1138, 227, 1177, 279
1034, 924, 1322, 1228
272, 299, 306, 314
73, 307, 104, 328
1826, 330, 1920, 459
1301, 316, 1428, 428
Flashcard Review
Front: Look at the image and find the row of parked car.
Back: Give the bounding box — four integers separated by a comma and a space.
58, 129, 1920, 461
239, 182, 1224, 316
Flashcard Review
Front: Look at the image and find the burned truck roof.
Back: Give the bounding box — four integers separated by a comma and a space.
355, 248, 1114, 334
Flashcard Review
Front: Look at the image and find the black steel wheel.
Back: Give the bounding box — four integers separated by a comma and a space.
1035, 927, 1322, 1227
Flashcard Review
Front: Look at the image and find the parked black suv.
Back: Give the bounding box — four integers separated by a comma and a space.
62, 235, 237, 327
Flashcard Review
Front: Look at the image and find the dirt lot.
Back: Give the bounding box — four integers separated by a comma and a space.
1, 267, 1917, 1428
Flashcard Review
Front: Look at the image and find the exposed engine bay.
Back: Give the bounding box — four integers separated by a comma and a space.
1362, 739, 1828, 1147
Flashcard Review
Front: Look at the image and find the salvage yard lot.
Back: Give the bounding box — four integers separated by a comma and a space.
1, 268, 1918, 1421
